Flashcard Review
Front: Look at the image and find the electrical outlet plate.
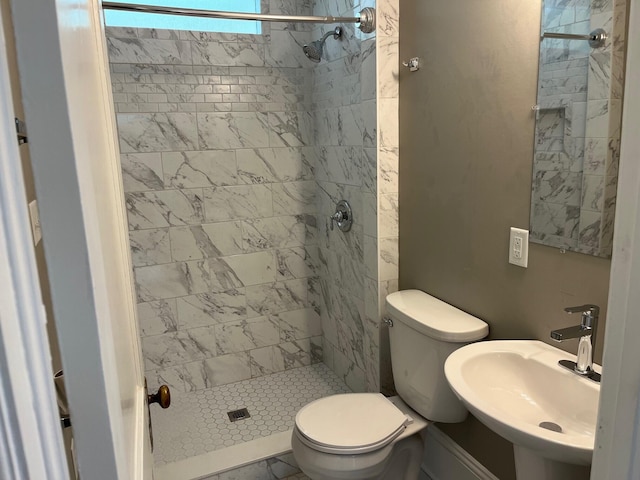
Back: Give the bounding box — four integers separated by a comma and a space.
28, 199, 42, 246
509, 227, 529, 268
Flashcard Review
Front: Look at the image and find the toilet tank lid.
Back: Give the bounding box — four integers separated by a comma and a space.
385, 290, 488, 342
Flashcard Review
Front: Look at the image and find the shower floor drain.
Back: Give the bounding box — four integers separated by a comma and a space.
227, 408, 250, 422
539, 421, 563, 433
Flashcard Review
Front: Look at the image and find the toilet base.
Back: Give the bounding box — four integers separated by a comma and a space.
292, 428, 424, 480
380, 434, 424, 480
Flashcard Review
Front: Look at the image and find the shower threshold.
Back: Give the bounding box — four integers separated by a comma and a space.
152, 363, 350, 480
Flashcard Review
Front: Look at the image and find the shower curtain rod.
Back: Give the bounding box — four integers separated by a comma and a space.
102, 2, 376, 33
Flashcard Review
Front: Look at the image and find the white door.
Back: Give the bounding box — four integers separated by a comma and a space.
8, 0, 153, 479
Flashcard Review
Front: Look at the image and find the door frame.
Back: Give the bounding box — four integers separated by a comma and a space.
0, 6, 69, 479
590, 0, 640, 477
3, 0, 151, 478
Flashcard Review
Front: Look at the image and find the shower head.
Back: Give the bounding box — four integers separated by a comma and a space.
303, 27, 342, 63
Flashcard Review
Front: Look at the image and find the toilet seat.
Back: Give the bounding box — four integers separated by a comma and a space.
294, 393, 409, 455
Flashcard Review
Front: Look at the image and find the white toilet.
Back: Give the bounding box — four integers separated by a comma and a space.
291, 289, 489, 480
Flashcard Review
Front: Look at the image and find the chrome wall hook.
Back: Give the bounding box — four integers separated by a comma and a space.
402, 57, 420, 72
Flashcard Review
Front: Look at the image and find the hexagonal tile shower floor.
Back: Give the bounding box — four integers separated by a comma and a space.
151, 363, 351, 467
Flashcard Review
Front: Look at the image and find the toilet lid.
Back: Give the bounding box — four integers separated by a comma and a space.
295, 393, 408, 453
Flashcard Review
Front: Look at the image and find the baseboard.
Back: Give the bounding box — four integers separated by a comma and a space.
421, 426, 499, 480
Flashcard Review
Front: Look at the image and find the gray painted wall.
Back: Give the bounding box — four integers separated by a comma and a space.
398, 0, 611, 478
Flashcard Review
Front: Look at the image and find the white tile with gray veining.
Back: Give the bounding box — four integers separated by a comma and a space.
215, 317, 280, 355
584, 138, 608, 175
142, 327, 216, 369
265, 30, 314, 68
249, 345, 286, 377
246, 279, 308, 317
532, 170, 582, 206
275, 246, 317, 281
361, 38, 377, 102
378, 237, 398, 282
183, 352, 252, 390
135, 260, 213, 301
170, 223, 244, 261
121, 153, 164, 192
107, 37, 192, 64
314, 146, 362, 185
176, 290, 247, 330
162, 151, 238, 188
236, 147, 315, 184
362, 192, 377, 237
145, 365, 188, 393
377, 37, 399, 99
137, 299, 178, 337
585, 99, 609, 138
313, 105, 363, 146
219, 251, 276, 287
530, 202, 579, 241
117, 113, 198, 153
333, 348, 366, 393
318, 248, 364, 295
276, 308, 322, 342
126, 189, 204, 229
272, 181, 316, 215
378, 99, 399, 148
337, 315, 365, 370
379, 193, 399, 238
581, 175, 605, 212
377, 0, 399, 37
129, 228, 172, 266
378, 147, 398, 195
276, 340, 311, 370
242, 215, 313, 251
269, 111, 314, 147
191, 41, 265, 67
198, 112, 271, 150
203, 185, 273, 222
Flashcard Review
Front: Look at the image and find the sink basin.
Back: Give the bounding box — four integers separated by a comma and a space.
444, 340, 600, 479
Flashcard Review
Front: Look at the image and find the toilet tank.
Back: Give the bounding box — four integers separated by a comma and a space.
385, 290, 488, 423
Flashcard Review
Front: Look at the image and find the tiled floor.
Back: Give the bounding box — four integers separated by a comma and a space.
151, 363, 351, 466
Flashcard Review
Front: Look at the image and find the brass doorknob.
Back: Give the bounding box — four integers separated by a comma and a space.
148, 385, 171, 409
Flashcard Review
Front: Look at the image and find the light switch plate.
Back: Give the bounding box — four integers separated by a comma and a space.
509, 227, 529, 268
28, 199, 42, 246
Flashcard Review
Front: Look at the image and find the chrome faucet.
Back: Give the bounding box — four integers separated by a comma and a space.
550, 304, 601, 382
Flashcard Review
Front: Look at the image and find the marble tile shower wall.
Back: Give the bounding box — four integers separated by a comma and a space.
374, 0, 400, 395
309, 0, 399, 394
310, 0, 376, 393
105, 8, 325, 392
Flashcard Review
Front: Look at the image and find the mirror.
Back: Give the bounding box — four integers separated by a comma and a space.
529, 0, 627, 258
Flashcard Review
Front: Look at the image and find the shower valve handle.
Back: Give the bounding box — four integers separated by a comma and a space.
329, 211, 344, 230
329, 200, 353, 232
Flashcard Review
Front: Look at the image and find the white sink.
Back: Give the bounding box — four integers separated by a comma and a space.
444, 340, 600, 480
